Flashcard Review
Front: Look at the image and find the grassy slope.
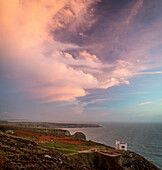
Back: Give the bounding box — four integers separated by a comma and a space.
0, 124, 102, 156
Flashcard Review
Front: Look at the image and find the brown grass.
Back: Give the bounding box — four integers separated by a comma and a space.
14, 130, 88, 146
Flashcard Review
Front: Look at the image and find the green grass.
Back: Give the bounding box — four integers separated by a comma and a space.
14, 125, 58, 131
0, 152, 13, 158
40, 141, 95, 151
40, 141, 90, 156
0, 121, 8, 125
52, 148, 77, 156
7, 122, 63, 130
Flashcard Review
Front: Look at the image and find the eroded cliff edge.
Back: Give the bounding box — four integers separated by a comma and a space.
71, 151, 159, 170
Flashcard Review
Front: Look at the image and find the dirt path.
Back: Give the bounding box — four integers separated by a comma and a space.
78, 148, 101, 153
97, 150, 121, 157
68, 147, 121, 157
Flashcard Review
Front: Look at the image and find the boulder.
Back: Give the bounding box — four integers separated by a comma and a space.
72, 132, 86, 140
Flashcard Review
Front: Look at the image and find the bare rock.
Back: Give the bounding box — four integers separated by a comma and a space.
72, 132, 86, 140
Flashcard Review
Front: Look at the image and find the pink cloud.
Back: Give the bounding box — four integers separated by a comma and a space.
1, 0, 162, 104
136, 71, 162, 75
0, 0, 104, 102
125, 0, 144, 25
82, 98, 112, 106
1, 0, 133, 103
138, 102, 153, 105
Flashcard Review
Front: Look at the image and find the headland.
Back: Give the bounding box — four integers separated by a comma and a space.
0, 122, 159, 169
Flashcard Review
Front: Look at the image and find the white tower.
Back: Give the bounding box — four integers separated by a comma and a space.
115, 140, 127, 151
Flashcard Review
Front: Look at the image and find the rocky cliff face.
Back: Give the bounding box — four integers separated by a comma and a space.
72, 132, 86, 140
74, 152, 159, 170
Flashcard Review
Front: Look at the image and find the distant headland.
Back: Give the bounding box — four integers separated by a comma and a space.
0, 121, 102, 128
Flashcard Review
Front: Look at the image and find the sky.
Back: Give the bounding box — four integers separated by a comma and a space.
0, 0, 162, 122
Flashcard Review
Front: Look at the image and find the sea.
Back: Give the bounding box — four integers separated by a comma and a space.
64, 122, 162, 169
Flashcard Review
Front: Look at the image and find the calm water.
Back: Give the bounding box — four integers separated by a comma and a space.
64, 122, 162, 169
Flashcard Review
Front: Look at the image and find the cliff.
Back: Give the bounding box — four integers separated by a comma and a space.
72, 151, 159, 170
72, 132, 86, 140
0, 131, 89, 170
0, 124, 160, 170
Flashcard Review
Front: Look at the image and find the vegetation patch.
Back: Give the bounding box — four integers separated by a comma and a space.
0, 151, 13, 158
40, 141, 94, 151
52, 148, 77, 156
71, 153, 96, 168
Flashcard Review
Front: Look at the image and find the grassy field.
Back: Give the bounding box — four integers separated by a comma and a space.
40, 141, 101, 156
42, 141, 94, 150
0, 124, 103, 156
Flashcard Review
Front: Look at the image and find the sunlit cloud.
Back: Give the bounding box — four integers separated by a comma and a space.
136, 71, 162, 75
65, 97, 111, 115
0, 0, 104, 102
81, 98, 112, 107
0, 0, 139, 102
79, 33, 87, 38
69, 97, 111, 107
1, 0, 162, 106
125, 0, 144, 25
138, 102, 153, 106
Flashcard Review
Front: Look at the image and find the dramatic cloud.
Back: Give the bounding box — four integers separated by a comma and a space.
0, 0, 142, 103
0, 0, 103, 102
1, 0, 162, 107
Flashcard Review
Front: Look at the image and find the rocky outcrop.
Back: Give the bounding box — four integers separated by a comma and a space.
75, 152, 160, 170
72, 132, 86, 140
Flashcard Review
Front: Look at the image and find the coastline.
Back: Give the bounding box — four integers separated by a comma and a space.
0, 123, 160, 169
